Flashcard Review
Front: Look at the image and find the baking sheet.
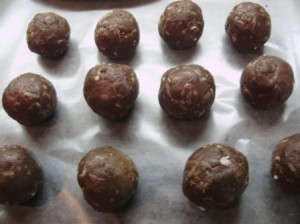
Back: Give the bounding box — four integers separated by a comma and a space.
0, 0, 300, 223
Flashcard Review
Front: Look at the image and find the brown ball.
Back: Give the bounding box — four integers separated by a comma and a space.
158, 0, 204, 49
182, 143, 249, 210
27, 12, 70, 58
94, 9, 140, 59
271, 133, 300, 194
240, 55, 294, 109
2, 73, 57, 126
77, 146, 139, 213
225, 2, 271, 53
158, 64, 215, 119
0, 145, 43, 205
83, 63, 139, 120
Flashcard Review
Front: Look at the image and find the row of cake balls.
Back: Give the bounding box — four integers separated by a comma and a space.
1, 54, 294, 126
1, 132, 299, 212
25, 1, 272, 60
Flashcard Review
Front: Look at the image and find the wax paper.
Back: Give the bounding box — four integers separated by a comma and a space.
0, 0, 300, 223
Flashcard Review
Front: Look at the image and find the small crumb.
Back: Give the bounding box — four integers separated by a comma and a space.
2, 171, 15, 177
190, 26, 199, 31
288, 163, 296, 173
274, 156, 280, 161
198, 206, 206, 211
79, 169, 87, 177
220, 156, 231, 166
216, 144, 222, 149
115, 103, 122, 108
95, 155, 105, 160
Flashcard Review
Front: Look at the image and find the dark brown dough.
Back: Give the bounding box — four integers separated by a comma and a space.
158, 64, 215, 120
271, 133, 300, 194
94, 9, 140, 59
240, 55, 294, 109
77, 146, 139, 213
182, 143, 249, 210
0, 145, 43, 205
158, 0, 204, 49
2, 73, 57, 126
83, 63, 139, 120
27, 12, 70, 58
225, 2, 271, 53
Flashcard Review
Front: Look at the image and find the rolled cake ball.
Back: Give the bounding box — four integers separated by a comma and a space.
77, 146, 139, 213
240, 55, 294, 109
182, 143, 249, 210
158, 64, 215, 119
2, 73, 57, 126
27, 12, 70, 58
94, 9, 140, 59
225, 2, 271, 53
271, 133, 300, 194
0, 145, 43, 205
83, 63, 139, 120
158, 0, 204, 49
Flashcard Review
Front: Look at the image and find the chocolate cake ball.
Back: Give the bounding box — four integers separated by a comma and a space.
0, 145, 43, 205
83, 63, 139, 120
94, 9, 140, 59
77, 146, 139, 213
2, 73, 57, 126
225, 2, 271, 53
27, 12, 70, 58
158, 64, 215, 120
182, 143, 249, 210
158, 0, 204, 49
271, 133, 300, 193
240, 55, 294, 109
